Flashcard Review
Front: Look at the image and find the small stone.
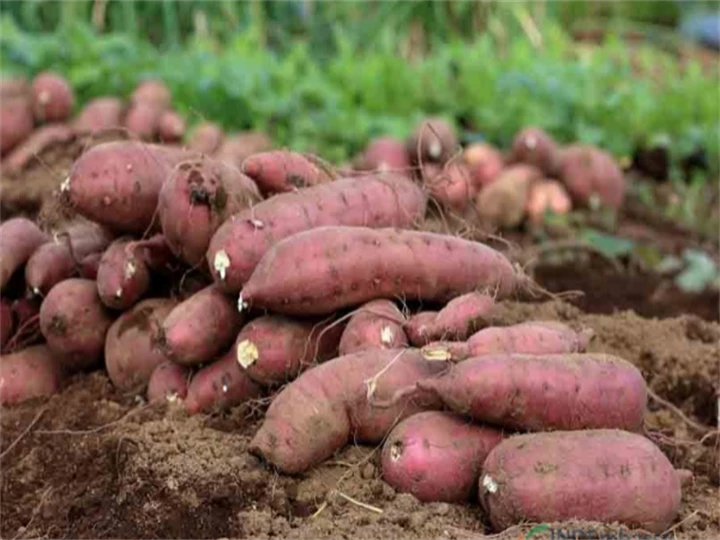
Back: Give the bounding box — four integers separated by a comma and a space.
361, 463, 375, 479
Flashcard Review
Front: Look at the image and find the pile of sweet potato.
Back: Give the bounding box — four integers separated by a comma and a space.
0, 80, 681, 534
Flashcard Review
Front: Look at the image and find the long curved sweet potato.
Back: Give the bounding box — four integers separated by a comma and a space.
338, 299, 407, 355
0, 218, 49, 291
0, 345, 64, 405
241, 150, 334, 195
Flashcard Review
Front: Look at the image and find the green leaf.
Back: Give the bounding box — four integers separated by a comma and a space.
579, 229, 635, 259
675, 249, 719, 293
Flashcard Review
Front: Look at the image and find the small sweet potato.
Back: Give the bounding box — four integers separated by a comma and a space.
463, 143, 505, 189
157, 285, 243, 367
215, 131, 273, 171
525, 178, 572, 224
408, 117, 457, 164
1, 300, 14, 348
188, 122, 224, 155
73, 97, 125, 133
158, 156, 262, 266
31, 72, 75, 123
39, 278, 114, 371
105, 298, 178, 391
0, 345, 63, 405
0, 218, 49, 291
131, 79, 171, 110
480, 430, 682, 533
422, 162, 476, 212
507, 127, 561, 176
96, 237, 152, 310
157, 110, 186, 143
236, 315, 344, 386
0, 96, 34, 157
124, 101, 163, 141
242, 150, 334, 195
338, 299, 407, 355
354, 137, 411, 175
558, 144, 626, 209
382, 411, 504, 503
146, 361, 191, 402
475, 164, 541, 229
2, 123, 76, 174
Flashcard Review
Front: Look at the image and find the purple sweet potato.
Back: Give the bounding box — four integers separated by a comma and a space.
184, 348, 262, 415
0, 345, 63, 405
66, 140, 196, 233
158, 156, 262, 266
507, 126, 561, 176
239, 227, 523, 316
480, 430, 682, 533
157, 285, 243, 367
0, 96, 34, 157
96, 237, 152, 310
382, 411, 504, 503
236, 315, 344, 386
558, 144, 626, 210
241, 150, 334, 195
354, 137, 411, 175
31, 72, 75, 123
208, 173, 428, 292
416, 353, 647, 432
338, 299, 407, 355
2, 123, 76, 174
249, 348, 447, 474
157, 110, 186, 143
146, 361, 191, 403
1, 300, 14, 348
0, 218, 49, 291
73, 97, 125, 133
407, 117, 457, 165
39, 278, 114, 371
104, 298, 178, 391
187, 122, 224, 155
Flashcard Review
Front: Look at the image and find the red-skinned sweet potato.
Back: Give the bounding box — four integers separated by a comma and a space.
480, 430, 682, 533
354, 137, 411, 175
2, 123, 76, 174
131, 79, 171, 109
0, 96, 34, 157
407, 117, 457, 165
422, 161, 476, 212
73, 97, 125, 133
382, 411, 504, 503
338, 299, 407, 355
208, 173, 428, 292
31, 72, 75, 123
0, 345, 64, 405
507, 127, 561, 176
187, 122, 224, 155
158, 157, 262, 266
79, 252, 102, 280
463, 143, 504, 189
0, 218, 49, 291
96, 237, 152, 310
1, 77, 29, 100
475, 164, 541, 229
124, 101, 163, 141
215, 131, 273, 171
146, 361, 191, 403
39, 278, 114, 371
558, 144, 626, 210
157, 110, 186, 143
241, 150, 334, 195
525, 178, 572, 224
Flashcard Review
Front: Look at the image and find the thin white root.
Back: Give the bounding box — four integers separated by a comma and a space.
364, 349, 406, 401
333, 490, 384, 514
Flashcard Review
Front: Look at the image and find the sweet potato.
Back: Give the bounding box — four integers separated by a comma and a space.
480, 430, 682, 533
525, 178, 572, 224
407, 117, 457, 164
2, 123, 76, 174
1, 77, 29, 100
215, 131, 273, 171
405, 291, 494, 346
338, 299, 407, 355
236, 315, 344, 386
39, 278, 114, 371
105, 298, 178, 391
354, 137, 411, 175
188, 122, 224, 155
66, 140, 195, 233
241, 150, 334, 195
0, 345, 63, 405
184, 347, 262, 415
249, 348, 446, 474
25, 220, 114, 295
157, 110, 186, 143
0, 218, 49, 291
96, 237, 151, 310
416, 353, 647, 432
463, 143, 504, 189
239, 226, 522, 316
1, 300, 14, 348
124, 101, 163, 141
73, 97, 124, 133
507, 127, 561, 176
158, 157, 262, 266
208, 173, 427, 292
558, 144, 626, 210
475, 164, 541, 229
0, 96, 34, 156
422, 162, 476, 212
156, 285, 243, 367
131, 79, 171, 110
79, 252, 102, 280
382, 411, 504, 503
146, 361, 191, 402
31, 72, 75, 123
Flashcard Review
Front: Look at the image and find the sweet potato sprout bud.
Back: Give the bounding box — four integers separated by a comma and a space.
236, 339, 259, 369
380, 326, 394, 346
428, 141, 442, 160
214, 250, 230, 280
124, 261, 136, 279
482, 474, 498, 494
115, 288, 123, 298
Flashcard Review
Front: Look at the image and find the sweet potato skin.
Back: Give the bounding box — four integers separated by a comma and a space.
188, 122, 224, 155
208, 173, 428, 292
249, 348, 446, 474
73, 97, 125, 133
240, 226, 521, 316
31, 72, 75, 123
157, 110, 186, 143
507, 127, 561, 176
146, 361, 190, 402
39, 278, 114, 371
463, 143, 504, 189
480, 430, 681, 533
422, 162, 476, 212
105, 298, 177, 391
467, 321, 593, 357
339, 299, 407, 355
241, 150, 334, 195
408, 117, 457, 164
559, 144, 626, 210
382, 411, 504, 503
0, 97, 34, 156
0, 218, 49, 291
418, 353, 647, 432
96, 238, 151, 310
0, 345, 63, 405
355, 137, 411, 175
124, 101, 163, 141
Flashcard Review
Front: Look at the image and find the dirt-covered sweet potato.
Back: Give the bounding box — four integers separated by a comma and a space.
31, 72, 75, 123
338, 299, 407, 355
157, 110, 186, 143
73, 97, 125, 133
558, 144, 626, 210
382, 411, 504, 503
463, 143, 505, 189
354, 137, 411, 175
146, 361, 191, 402
130, 79, 171, 110
475, 164, 541, 229
187, 122, 224, 155
105, 298, 178, 391
208, 173, 428, 292
407, 117, 457, 165
2, 123, 76, 174
158, 157, 262, 266
96, 237, 152, 310
39, 278, 114, 371
0, 96, 34, 157
215, 131, 273, 171
241, 150, 334, 195
525, 178, 572, 224
507, 127, 561, 176
0, 218, 49, 291
480, 430, 682, 533
0, 345, 64, 405
422, 162, 476, 212
236, 315, 343, 386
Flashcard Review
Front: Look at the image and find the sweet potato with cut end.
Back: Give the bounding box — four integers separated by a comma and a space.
146, 361, 191, 402
242, 150, 334, 195
236, 315, 344, 386
354, 137, 411, 175
159, 157, 262, 266
338, 299, 407, 355
31, 72, 75, 123
507, 127, 561, 176
559, 144, 626, 210
96, 237, 152, 310
1, 300, 14, 348
157, 110, 186, 143
475, 164, 541, 229
188, 122, 224, 155
417, 353, 647, 432
422, 162, 476, 212
463, 143, 505, 189
184, 348, 262, 415
249, 348, 446, 474
382, 411, 504, 503
525, 178, 572, 224
408, 117, 457, 164
480, 430, 681, 533
131, 79, 171, 110
405, 291, 494, 346
0, 345, 64, 405
73, 97, 124, 133
0, 218, 49, 291
240, 226, 522, 316
124, 101, 163, 141
208, 173, 427, 292
215, 131, 273, 171
67, 140, 196, 233
39, 278, 114, 371
105, 298, 178, 391
2, 123, 76, 174
0, 97, 34, 157
157, 285, 243, 367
